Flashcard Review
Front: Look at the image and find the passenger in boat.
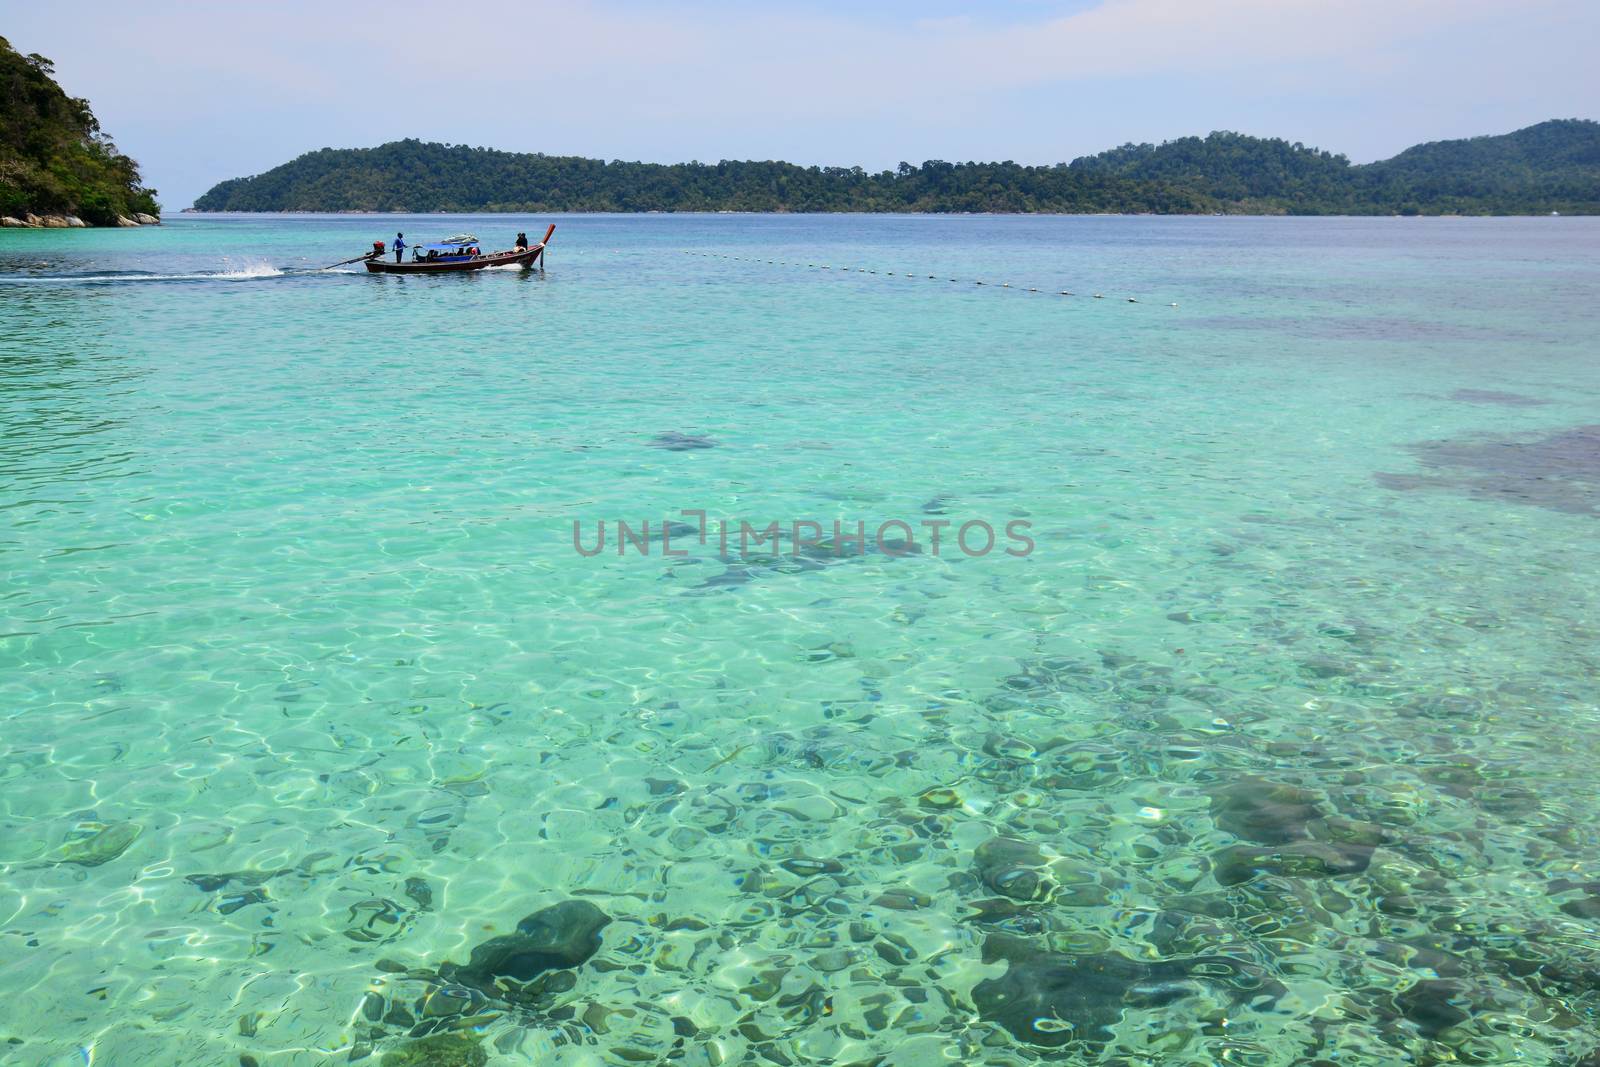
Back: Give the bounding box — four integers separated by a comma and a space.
426, 249, 438, 261
393, 232, 405, 263
515, 231, 528, 251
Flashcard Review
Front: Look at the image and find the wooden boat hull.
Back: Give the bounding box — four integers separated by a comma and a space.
365, 246, 543, 274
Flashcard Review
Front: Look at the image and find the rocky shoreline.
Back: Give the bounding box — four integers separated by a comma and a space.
1, 211, 160, 228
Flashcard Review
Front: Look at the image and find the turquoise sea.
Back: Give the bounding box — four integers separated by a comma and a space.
3, 213, 1600, 1066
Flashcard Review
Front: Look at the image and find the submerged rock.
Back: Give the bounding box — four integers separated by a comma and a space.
1550, 879, 1600, 920
974, 836, 1050, 901
380, 1032, 487, 1067
1395, 979, 1470, 1039
360, 900, 613, 1052
1448, 389, 1549, 407
972, 934, 1285, 1049
918, 786, 962, 810
1205, 780, 1385, 885
1209, 777, 1324, 844
46, 821, 141, 866
186, 868, 291, 892
218, 888, 269, 914
1377, 424, 1600, 516
438, 899, 610, 993
873, 887, 932, 910
1562, 896, 1600, 921
345, 898, 411, 943
780, 856, 844, 876
973, 946, 1148, 1047
648, 431, 717, 451
1039, 744, 1128, 791
688, 531, 923, 593
1212, 840, 1374, 885
404, 876, 435, 911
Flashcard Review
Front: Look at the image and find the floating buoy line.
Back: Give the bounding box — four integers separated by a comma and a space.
679, 251, 1177, 307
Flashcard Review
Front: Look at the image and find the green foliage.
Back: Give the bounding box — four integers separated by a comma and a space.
191, 140, 1215, 214
1069, 123, 1600, 214
192, 122, 1600, 216
1360, 119, 1600, 214
0, 35, 159, 223
1071, 131, 1360, 213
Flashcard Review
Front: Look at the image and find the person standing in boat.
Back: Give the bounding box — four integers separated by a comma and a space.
393, 232, 405, 263
515, 231, 528, 251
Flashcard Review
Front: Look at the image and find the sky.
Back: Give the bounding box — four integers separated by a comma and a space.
4, 0, 1596, 209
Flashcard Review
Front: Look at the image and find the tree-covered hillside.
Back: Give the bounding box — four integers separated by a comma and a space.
1069, 131, 1360, 213
193, 142, 1214, 214
1360, 120, 1600, 214
192, 121, 1600, 216
1055, 122, 1600, 214
1, 35, 159, 224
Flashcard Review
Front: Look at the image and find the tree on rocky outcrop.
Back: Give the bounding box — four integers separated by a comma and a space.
0, 35, 159, 225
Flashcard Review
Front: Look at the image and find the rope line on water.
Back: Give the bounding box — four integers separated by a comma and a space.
679, 251, 1177, 307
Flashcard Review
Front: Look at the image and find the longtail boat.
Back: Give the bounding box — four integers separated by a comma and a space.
362, 224, 555, 274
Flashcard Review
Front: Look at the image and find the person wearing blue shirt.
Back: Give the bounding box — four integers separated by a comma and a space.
393, 232, 405, 263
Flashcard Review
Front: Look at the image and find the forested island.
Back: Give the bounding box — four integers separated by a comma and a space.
193, 120, 1599, 216
1, 36, 160, 227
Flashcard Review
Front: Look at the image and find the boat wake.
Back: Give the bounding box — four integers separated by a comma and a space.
1, 263, 291, 284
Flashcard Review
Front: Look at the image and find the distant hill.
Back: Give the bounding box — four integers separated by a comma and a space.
192, 121, 1600, 216
1068, 131, 1361, 212
1360, 120, 1600, 213
0, 35, 159, 224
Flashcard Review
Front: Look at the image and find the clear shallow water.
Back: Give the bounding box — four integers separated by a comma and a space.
2, 213, 1600, 1066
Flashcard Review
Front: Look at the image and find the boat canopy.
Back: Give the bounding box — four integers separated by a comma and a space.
437, 234, 478, 246
421, 243, 476, 253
